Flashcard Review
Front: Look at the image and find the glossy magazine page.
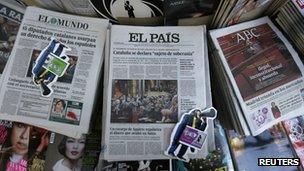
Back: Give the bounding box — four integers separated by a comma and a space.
228, 125, 298, 171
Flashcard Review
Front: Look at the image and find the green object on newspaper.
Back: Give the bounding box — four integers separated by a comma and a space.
44, 53, 69, 77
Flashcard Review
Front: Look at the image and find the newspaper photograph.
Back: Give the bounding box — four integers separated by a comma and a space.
0, 0, 24, 79
101, 25, 210, 160
0, 6, 108, 138
210, 17, 304, 136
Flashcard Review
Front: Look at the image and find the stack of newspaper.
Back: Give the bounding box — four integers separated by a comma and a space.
209, 17, 304, 136
211, 0, 274, 28
0, 6, 109, 138
100, 25, 214, 161
21, 0, 97, 16
274, 0, 304, 57
265, 0, 289, 16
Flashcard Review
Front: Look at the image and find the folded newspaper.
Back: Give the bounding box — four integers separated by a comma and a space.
100, 25, 213, 161
22, 0, 97, 16
0, 0, 24, 81
210, 17, 304, 136
0, 6, 108, 138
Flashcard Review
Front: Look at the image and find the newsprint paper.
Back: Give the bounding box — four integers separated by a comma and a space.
0, 0, 24, 80
210, 17, 304, 136
101, 25, 212, 160
0, 7, 108, 138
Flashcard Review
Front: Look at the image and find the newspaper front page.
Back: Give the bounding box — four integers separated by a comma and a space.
210, 17, 304, 136
0, 6, 108, 138
101, 25, 210, 160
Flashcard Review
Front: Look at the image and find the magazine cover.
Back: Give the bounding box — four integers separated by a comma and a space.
90, 0, 163, 23
228, 125, 299, 171
0, 0, 24, 77
210, 17, 304, 135
292, 0, 304, 15
164, 0, 220, 25
44, 134, 87, 171
283, 116, 304, 168
98, 159, 170, 171
45, 98, 103, 171
0, 120, 50, 171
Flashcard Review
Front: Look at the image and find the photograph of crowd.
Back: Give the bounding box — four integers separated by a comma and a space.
111, 80, 178, 123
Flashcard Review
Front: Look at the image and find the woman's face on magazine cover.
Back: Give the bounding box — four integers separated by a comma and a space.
65, 137, 85, 160
11, 122, 30, 155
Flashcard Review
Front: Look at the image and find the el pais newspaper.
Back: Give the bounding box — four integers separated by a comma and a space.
101, 25, 212, 160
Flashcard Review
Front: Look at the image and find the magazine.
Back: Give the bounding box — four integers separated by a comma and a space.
0, 0, 24, 80
101, 25, 212, 160
223, 0, 273, 27
228, 125, 299, 171
164, 0, 220, 26
0, 6, 109, 138
283, 116, 304, 168
90, 0, 163, 23
97, 159, 170, 171
275, 0, 304, 57
210, 17, 304, 136
0, 120, 51, 171
44, 134, 86, 171
211, 0, 274, 28
44, 131, 101, 171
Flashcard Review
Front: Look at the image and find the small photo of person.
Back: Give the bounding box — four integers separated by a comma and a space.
51, 98, 67, 118
57, 56, 78, 84
271, 102, 281, 119
26, 49, 41, 77
52, 135, 86, 171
